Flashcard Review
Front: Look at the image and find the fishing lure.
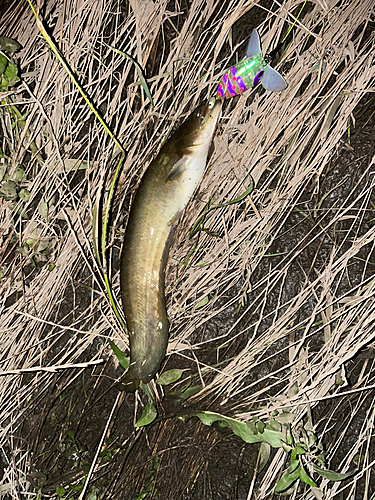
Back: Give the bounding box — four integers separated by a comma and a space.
217, 28, 287, 99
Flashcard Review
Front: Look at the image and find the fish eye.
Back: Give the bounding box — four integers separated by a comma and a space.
208, 97, 216, 109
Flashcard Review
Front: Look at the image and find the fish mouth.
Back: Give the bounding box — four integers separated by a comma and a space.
198, 98, 222, 145
175, 98, 222, 155
205, 98, 222, 124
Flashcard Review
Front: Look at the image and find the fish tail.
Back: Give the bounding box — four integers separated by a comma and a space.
117, 373, 140, 392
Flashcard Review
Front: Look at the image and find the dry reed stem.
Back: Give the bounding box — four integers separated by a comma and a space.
0, 359, 103, 376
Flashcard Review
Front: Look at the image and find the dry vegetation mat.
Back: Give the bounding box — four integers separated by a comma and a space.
0, 0, 375, 498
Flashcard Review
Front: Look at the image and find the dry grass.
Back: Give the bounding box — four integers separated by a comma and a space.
0, 0, 375, 498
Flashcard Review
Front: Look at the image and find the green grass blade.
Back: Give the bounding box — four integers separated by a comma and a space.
27, 0, 124, 153
108, 340, 129, 371
105, 44, 154, 111
104, 274, 126, 330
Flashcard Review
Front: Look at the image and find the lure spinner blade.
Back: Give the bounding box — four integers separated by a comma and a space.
217, 28, 287, 100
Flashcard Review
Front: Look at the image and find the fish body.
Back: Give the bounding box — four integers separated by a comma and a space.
217, 28, 287, 99
120, 98, 221, 391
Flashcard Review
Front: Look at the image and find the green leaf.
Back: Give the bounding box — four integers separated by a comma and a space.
190, 181, 254, 238
0, 37, 21, 52
258, 442, 271, 473
274, 461, 300, 493
312, 464, 356, 482
3, 57, 20, 88
131, 493, 148, 500
194, 296, 209, 310
267, 419, 282, 432
287, 382, 299, 398
179, 385, 202, 399
214, 180, 254, 208
291, 444, 306, 460
61, 159, 91, 172
307, 430, 317, 446
192, 411, 285, 448
25, 237, 36, 247
66, 429, 75, 441
0, 180, 17, 200
106, 45, 154, 110
280, 440, 293, 453
247, 421, 257, 434
108, 340, 129, 371
56, 485, 65, 497
16, 245, 29, 256
156, 369, 183, 386
294, 444, 306, 455
18, 188, 30, 202
14, 165, 25, 181
353, 454, 365, 466
139, 381, 155, 401
136, 403, 157, 427
218, 420, 229, 428
276, 412, 295, 425
288, 460, 300, 473
38, 199, 49, 218
92, 202, 102, 268
299, 466, 317, 487
257, 421, 265, 433
0, 54, 7, 76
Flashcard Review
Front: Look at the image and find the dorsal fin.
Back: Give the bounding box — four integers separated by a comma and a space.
246, 28, 262, 58
261, 64, 288, 92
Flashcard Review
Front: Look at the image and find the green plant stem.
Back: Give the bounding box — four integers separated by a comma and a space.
101, 155, 123, 265
27, 0, 127, 329
104, 273, 126, 330
27, 0, 124, 154
282, 1, 307, 43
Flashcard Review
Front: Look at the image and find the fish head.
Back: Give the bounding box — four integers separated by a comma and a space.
177, 97, 222, 156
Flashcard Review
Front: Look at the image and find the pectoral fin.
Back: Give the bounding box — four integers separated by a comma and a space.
261, 64, 287, 92
246, 29, 262, 58
167, 210, 182, 227
166, 156, 189, 182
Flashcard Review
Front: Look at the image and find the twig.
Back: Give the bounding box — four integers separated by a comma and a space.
78, 392, 121, 500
